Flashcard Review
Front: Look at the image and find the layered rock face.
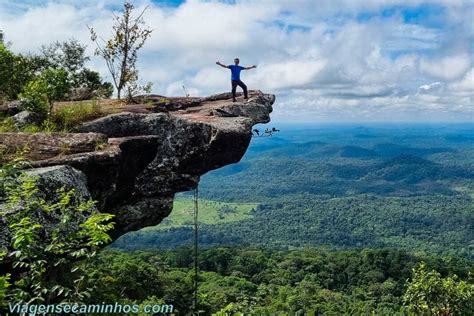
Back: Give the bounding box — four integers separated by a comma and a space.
0, 91, 274, 243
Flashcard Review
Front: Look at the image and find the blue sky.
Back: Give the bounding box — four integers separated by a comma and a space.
0, 0, 473, 122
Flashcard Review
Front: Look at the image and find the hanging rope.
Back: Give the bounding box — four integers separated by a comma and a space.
192, 186, 199, 315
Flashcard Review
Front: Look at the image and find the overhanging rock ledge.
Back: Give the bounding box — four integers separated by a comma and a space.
0, 90, 275, 245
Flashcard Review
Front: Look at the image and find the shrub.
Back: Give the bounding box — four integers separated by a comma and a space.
17, 80, 49, 116
0, 159, 115, 305
77, 69, 114, 98
0, 117, 17, 132
0, 256, 10, 308
0, 117, 60, 133
19, 68, 71, 116
403, 262, 474, 315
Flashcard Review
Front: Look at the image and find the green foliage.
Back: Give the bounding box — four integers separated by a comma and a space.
213, 303, 244, 316
76, 69, 114, 98
115, 194, 474, 259
19, 68, 71, 115
0, 117, 16, 132
0, 253, 10, 307
52, 100, 102, 130
136, 296, 170, 315
17, 79, 49, 115
0, 44, 19, 101
1, 100, 103, 133
0, 274, 10, 306
36, 118, 60, 133
0, 159, 115, 305
41, 39, 89, 84
82, 247, 474, 315
89, 1, 153, 100
145, 198, 257, 231
116, 125, 474, 259
0, 153, 30, 200
41, 39, 113, 97
0, 116, 61, 133
1, 38, 112, 107
0, 44, 45, 102
80, 214, 115, 247
403, 262, 474, 315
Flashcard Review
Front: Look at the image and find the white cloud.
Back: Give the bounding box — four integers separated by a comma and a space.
450, 68, 474, 92
248, 59, 327, 90
0, 0, 473, 122
420, 54, 471, 80
189, 67, 229, 91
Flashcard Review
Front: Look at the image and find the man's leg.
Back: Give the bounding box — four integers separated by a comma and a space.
238, 80, 248, 99
231, 80, 238, 102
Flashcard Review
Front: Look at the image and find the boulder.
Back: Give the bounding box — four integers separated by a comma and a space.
0, 165, 95, 254
12, 110, 42, 128
0, 100, 26, 116
68, 87, 93, 101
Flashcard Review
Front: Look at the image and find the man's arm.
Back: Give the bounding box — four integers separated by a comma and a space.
243, 65, 257, 70
216, 61, 229, 69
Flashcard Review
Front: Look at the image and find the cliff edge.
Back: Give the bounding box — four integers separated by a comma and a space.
0, 90, 275, 246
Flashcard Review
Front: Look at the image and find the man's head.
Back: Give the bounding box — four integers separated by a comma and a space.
234, 58, 240, 65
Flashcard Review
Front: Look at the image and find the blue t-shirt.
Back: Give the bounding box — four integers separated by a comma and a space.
228, 65, 244, 81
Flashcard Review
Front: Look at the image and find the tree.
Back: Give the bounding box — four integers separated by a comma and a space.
77, 69, 114, 98
0, 44, 17, 101
403, 263, 474, 315
0, 45, 45, 102
88, 1, 153, 100
41, 39, 114, 98
41, 39, 89, 84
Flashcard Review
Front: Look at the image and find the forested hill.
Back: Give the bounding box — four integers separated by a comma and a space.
88, 247, 474, 314
113, 124, 474, 258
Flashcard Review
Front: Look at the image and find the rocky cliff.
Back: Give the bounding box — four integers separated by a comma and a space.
0, 91, 275, 246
